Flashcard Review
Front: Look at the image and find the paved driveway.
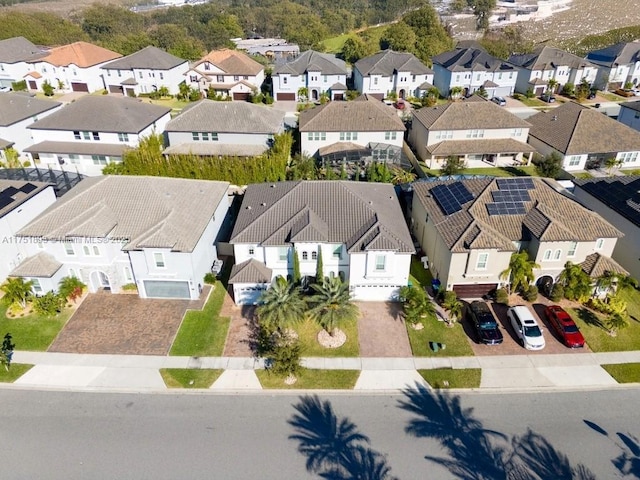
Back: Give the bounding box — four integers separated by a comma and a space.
49, 289, 208, 355
356, 302, 412, 357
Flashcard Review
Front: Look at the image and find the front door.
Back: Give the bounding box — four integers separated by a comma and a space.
98, 271, 110, 291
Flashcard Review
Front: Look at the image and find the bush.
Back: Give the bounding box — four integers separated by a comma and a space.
561, 82, 575, 96
586, 296, 627, 316
11, 80, 27, 92
58, 276, 86, 302
203, 273, 217, 285
32, 292, 64, 317
549, 283, 564, 302
263, 93, 274, 104
121, 283, 137, 291
42, 80, 55, 97
267, 339, 302, 377
512, 93, 523, 101
495, 288, 509, 305
525, 88, 535, 99
523, 285, 538, 302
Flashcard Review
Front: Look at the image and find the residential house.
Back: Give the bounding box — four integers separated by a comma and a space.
0, 37, 46, 90
298, 95, 405, 162
432, 46, 518, 98
411, 177, 624, 298
232, 38, 300, 60
12, 176, 230, 300
408, 96, 534, 169
25, 96, 171, 176
353, 50, 434, 100
0, 92, 61, 156
586, 41, 640, 90
229, 181, 414, 304
186, 49, 265, 100
0, 180, 57, 284
272, 50, 348, 101
573, 176, 640, 281
616, 100, 640, 132
24, 41, 121, 93
101, 46, 189, 96
162, 100, 285, 157
526, 101, 640, 171
508, 45, 599, 96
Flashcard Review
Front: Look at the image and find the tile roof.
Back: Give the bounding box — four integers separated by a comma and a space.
426, 138, 535, 156
9, 252, 62, 278
318, 142, 368, 156
432, 47, 516, 73
29, 42, 121, 68
230, 181, 414, 254
527, 102, 640, 155
412, 98, 530, 130
299, 96, 405, 132
0, 138, 14, 149
163, 143, 268, 157
229, 258, 273, 283
354, 50, 432, 76
102, 46, 186, 70
0, 36, 46, 64
0, 180, 50, 218
581, 253, 628, 277
17, 176, 229, 253
508, 45, 595, 70
194, 49, 263, 76
24, 141, 127, 157
586, 41, 640, 68
27, 96, 170, 133
0, 93, 61, 127
273, 50, 347, 76
573, 175, 640, 228
412, 177, 622, 253
165, 100, 285, 134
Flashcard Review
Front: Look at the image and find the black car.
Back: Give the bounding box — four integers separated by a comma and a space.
468, 301, 503, 345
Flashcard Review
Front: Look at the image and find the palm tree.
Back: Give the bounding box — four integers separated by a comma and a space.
546, 78, 559, 95
598, 271, 638, 299
500, 252, 540, 295
256, 276, 307, 333
399, 285, 435, 326
58, 276, 86, 303
0, 277, 33, 309
559, 261, 592, 301
308, 277, 359, 337
441, 290, 463, 326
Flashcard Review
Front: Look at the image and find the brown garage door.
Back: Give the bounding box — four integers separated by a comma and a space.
277, 92, 296, 101
71, 82, 89, 92
109, 85, 124, 94
233, 92, 250, 101
453, 283, 497, 299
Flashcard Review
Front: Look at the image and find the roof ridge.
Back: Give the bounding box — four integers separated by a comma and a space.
369, 50, 392, 74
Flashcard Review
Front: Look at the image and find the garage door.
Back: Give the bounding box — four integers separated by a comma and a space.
71, 82, 89, 92
143, 280, 190, 299
277, 92, 296, 101
109, 85, 124, 94
352, 285, 400, 302
233, 92, 250, 101
453, 283, 497, 299
233, 285, 267, 305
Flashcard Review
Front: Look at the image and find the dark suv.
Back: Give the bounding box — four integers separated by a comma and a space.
468, 301, 503, 345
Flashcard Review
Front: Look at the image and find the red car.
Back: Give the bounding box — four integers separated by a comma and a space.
545, 305, 585, 348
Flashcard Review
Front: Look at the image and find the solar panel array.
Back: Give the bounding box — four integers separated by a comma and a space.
496, 178, 534, 190
0, 183, 39, 212
487, 203, 527, 216
487, 178, 535, 216
432, 181, 474, 216
491, 190, 531, 203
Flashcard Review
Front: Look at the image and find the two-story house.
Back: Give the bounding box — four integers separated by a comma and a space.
411, 177, 624, 298
24, 42, 121, 93
432, 46, 517, 98
25, 96, 171, 176
163, 100, 286, 157
0, 37, 46, 90
272, 50, 348, 101
185, 49, 265, 100
101, 46, 189, 96
526, 101, 640, 171
12, 176, 230, 300
408, 96, 534, 169
229, 180, 414, 304
616, 100, 640, 132
508, 45, 599, 96
353, 50, 434, 100
586, 41, 640, 90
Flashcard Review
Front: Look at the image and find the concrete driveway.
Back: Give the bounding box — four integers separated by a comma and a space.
356, 302, 412, 357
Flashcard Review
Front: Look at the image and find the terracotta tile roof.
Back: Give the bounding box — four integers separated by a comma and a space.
31, 42, 121, 68
229, 258, 273, 283
581, 253, 628, 277
24, 71, 42, 79
195, 49, 263, 76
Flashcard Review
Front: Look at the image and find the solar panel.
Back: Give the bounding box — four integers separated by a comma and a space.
1, 186, 19, 197
20, 183, 37, 194
448, 181, 474, 204
0, 196, 14, 210
432, 184, 463, 215
486, 201, 526, 216
492, 189, 531, 203
497, 178, 535, 190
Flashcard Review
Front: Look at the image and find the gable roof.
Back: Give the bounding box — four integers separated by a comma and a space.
9, 252, 62, 278
230, 181, 414, 254
229, 258, 273, 283
355, 50, 432, 76
194, 49, 263, 76
580, 252, 628, 278
0, 93, 61, 127
299, 96, 405, 132
586, 41, 640, 68
0, 37, 46, 64
102, 46, 186, 71
0, 180, 50, 218
573, 175, 640, 228
527, 101, 640, 155
27, 96, 170, 134
508, 45, 595, 70
432, 47, 516, 73
18, 176, 229, 253
29, 42, 121, 68
165, 100, 285, 134
273, 50, 346, 76
412, 177, 622, 253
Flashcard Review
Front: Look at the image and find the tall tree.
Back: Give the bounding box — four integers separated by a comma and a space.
257, 276, 306, 333
0, 278, 33, 309
558, 261, 592, 301
380, 21, 416, 52
500, 252, 540, 295
0, 333, 15, 371
532, 152, 563, 178
399, 285, 435, 326
315, 248, 324, 283
309, 277, 359, 336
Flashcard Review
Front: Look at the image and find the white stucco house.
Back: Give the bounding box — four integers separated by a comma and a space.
229, 180, 415, 304
0, 180, 57, 284
24, 96, 171, 176
353, 50, 434, 100
586, 41, 640, 90
101, 46, 189, 96
162, 100, 285, 157
617, 100, 640, 132
411, 177, 625, 298
11, 176, 230, 300
526, 101, 640, 171
272, 50, 348, 101
0, 37, 47, 91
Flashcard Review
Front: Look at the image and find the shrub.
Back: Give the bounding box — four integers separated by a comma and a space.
549, 283, 564, 302
512, 93, 523, 101
587, 296, 627, 316
11, 80, 27, 92
561, 82, 575, 96
523, 285, 538, 302
58, 276, 86, 302
121, 283, 137, 291
32, 292, 64, 317
495, 288, 509, 305
263, 93, 274, 104
42, 80, 55, 97
203, 273, 217, 285
525, 88, 535, 98
267, 339, 302, 377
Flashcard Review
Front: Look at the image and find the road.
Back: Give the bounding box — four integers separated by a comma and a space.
1, 387, 638, 479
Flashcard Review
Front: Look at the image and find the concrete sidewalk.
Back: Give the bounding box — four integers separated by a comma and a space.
8, 350, 640, 392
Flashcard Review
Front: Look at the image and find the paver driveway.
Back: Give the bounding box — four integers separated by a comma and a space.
49, 288, 209, 355
356, 302, 412, 357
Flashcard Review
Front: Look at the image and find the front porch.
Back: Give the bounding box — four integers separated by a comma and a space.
425, 138, 536, 170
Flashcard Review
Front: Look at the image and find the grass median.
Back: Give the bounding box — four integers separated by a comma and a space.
601, 363, 640, 384
256, 368, 360, 389
0, 364, 33, 382
160, 368, 223, 388
418, 368, 481, 389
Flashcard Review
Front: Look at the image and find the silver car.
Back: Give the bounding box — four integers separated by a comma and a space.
508, 305, 545, 350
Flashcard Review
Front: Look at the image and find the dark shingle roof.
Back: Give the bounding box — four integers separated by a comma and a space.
229, 258, 273, 283
0, 93, 61, 127
273, 50, 346, 76
509, 45, 595, 70
354, 50, 432, 76
432, 47, 516, 73
0, 36, 46, 64
586, 41, 640, 68
230, 181, 414, 254
101, 46, 186, 70
573, 175, 640, 228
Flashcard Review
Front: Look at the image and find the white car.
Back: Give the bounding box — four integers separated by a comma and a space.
0, 86, 11, 93
508, 306, 545, 350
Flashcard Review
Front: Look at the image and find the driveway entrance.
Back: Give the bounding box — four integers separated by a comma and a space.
356, 302, 412, 357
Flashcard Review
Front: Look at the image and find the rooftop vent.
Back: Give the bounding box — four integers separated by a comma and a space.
552, 115, 558, 121
246, 205, 251, 210
261, 202, 266, 206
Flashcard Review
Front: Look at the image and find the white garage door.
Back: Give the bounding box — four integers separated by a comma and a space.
233, 285, 267, 305
143, 280, 190, 299
352, 285, 400, 302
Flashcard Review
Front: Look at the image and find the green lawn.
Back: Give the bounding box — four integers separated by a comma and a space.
418, 368, 481, 389
599, 92, 624, 102
159, 368, 223, 388
406, 317, 474, 357
295, 317, 359, 357
621, 168, 640, 176
602, 363, 640, 384
321, 25, 388, 56
516, 97, 548, 107
169, 281, 231, 356
256, 368, 360, 389
409, 256, 433, 287
0, 304, 72, 351
421, 166, 539, 178
0, 364, 33, 382
620, 288, 640, 322
321, 33, 354, 53
572, 172, 594, 179
139, 97, 191, 111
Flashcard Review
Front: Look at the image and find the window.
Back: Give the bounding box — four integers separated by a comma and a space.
92, 155, 108, 165
339, 132, 358, 141
283, 77, 287, 84
435, 130, 453, 140
248, 247, 255, 256
82, 131, 90, 140
567, 155, 581, 166
204, 63, 210, 71
154, 252, 165, 268
307, 132, 313, 141
385, 131, 397, 140
64, 243, 75, 256
83, 245, 90, 255
543, 249, 552, 261
277, 247, 288, 262
118, 133, 129, 142
375, 255, 386, 271
159, 73, 164, 80
553, 249, 562, 260
498, 73, 503, 80
567, 241, 577, 257
31, 279, 42, 294
243, 75, 248, 80
323, 75, 327, 83
138, 71, 143, 79
333, 246, 342, 259
202, 132, 209, 141
509, 72, 514, 79
511, 128, 522, 137
476, 74, 481, 81
92, 245, 100, 256
619, 152, 638, 163
117, 70, 121, 77
123, 266, 133, 283
476, 253, 488, 270
217, 75, 224, 82
192, 132, 199, 141
92, 132, 100, 141
302, 251, 308, 261
211, 132, 219, 141
312, 251, 317, 260
73, 131, 81, 140
466, 129, 485, 139
190, 75, 198, 82
69, 154, 80, 164
595, 238, 604, 250
373, 77, 378, 85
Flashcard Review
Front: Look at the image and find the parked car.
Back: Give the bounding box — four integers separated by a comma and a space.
614, 88, 635, 98
545, 305, 585, 348
541, 94, 556, 103
394, 100, 406, 110
0, 86, 11, 93
491, 96, 506, 106
508, 305, 545, 350
468, 301, 503, 345
587, 89, 597, 100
